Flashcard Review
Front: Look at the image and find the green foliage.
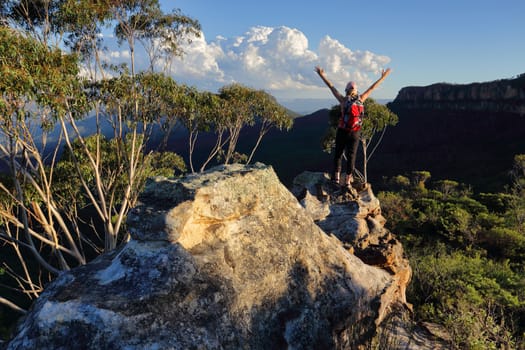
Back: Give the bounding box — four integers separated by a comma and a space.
217, 83, 292, 166
433, 179, 460, 198
1, 0, 62, 35
219, 83, 257, 124
481, 227, 525, 262
146, 151, 186, 178
439, 205, 473, 243
513, 154, 525, 179
361, 98, 399, 141
250, 89, 293, 131
387, 175, 411, 190
169, 82, 292, 172
409, 171, 432, 191
0, 27, 88, 122
409, 249, 522, 349
380, 166, 525, 347
55, 135, 186, 208
376, 191, 414, 234
477, 193, 516, 213
320, 105, 340, 153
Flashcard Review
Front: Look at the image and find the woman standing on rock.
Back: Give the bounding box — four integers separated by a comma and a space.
315, 66, 391, 189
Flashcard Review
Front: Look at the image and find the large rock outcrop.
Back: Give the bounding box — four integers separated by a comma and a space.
290, 173, 411, 310
6, 163, 447, 349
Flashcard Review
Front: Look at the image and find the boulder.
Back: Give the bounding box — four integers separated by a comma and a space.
290, 171, 449, 349
6, 163, 448, 349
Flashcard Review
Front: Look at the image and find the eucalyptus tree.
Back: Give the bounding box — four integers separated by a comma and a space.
192, 92, 228, 173
1, 0, 111, 77
172, 87, 223, 173
216, 84, 293, 166
135, 6, 201, 73
216, 84, 254, 165
0, 30, 187, 311
46, 0, 200, 251
0, 27, 89, 306
0, 0, 63, 44
246, 89, 292, 164
53, 0, 200, 250
0, 0, 200, 312
55, 1, 199, 251
359, 98, 398, 183
63, 72, 188, 251
509, 154, 525, 233
111, 0, 200, 76
56, 0, 114, 80
173, 84, 292, 172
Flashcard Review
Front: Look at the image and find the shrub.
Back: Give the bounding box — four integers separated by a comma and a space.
409, 249, 523, 348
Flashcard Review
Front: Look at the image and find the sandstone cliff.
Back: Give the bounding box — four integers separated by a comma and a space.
389, 73, 525, 115
6, 164, 448, 349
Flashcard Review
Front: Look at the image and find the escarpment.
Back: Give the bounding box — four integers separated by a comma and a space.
6, 163, 449, 349
389, 73, 525, 115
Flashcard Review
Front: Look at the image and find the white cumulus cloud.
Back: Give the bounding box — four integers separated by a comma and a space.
99, 26, 391, 101
168, 26, 391, 100
317, 35, 391, 91
166, 34, 226, 91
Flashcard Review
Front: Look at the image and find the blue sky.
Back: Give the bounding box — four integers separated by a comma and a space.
148, 0, 525, 112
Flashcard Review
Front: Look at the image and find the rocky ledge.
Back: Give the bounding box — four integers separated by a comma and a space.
6, 163, 449, 349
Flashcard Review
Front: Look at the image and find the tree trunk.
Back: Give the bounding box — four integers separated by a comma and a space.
361, 139, 368, 184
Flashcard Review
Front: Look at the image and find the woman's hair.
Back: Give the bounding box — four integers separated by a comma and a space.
345, 81, 357, 96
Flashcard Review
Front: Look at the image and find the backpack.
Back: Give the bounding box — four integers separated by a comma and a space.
339, 97, 364, 132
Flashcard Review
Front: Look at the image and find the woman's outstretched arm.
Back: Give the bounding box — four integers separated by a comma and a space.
359, 68, 392, 102
315, 66, 344, 103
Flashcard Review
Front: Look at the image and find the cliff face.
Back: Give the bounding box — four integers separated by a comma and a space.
6, 164, 447, 349
389, 74, 525, 115
370, 74, 525, 191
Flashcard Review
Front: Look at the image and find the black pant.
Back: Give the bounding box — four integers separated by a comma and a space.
334, 127, 360, 177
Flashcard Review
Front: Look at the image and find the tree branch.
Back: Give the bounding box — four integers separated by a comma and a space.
0, 297, 27, 315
